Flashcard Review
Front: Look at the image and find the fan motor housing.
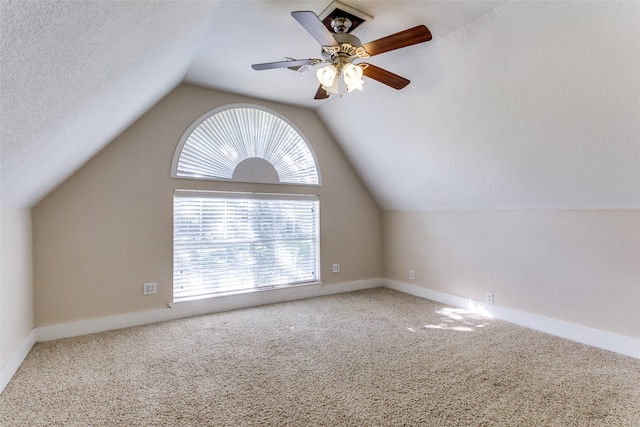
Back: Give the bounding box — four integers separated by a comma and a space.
334, 32, 361, 47
322, 33, 364, 61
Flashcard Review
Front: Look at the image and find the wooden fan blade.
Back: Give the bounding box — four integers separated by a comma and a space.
361, 63, 410, 90
252, 59, 319, 71
292, 11, 338, 47
314, 85, 330, 100
362, 25, 432, 57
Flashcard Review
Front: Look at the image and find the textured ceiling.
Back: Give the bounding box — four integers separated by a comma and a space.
0, 0, 219, 207
1, 1, 639, 210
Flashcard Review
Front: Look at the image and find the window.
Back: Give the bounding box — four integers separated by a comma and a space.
172, 105, 321, 302
171, 105, 320, 185
173, 191, 320, 301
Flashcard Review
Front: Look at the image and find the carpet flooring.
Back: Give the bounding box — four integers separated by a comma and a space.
1, 288, 638, 426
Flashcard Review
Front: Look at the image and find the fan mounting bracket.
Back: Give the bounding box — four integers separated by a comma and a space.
318, 1, 373, 34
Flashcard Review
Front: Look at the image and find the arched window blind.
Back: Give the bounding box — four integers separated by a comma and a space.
172, 106, 319, 185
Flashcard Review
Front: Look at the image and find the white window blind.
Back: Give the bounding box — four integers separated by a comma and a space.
173, 191, 320, 301
173, 107, 319, 185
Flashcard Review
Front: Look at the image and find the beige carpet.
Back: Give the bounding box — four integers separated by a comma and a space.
1, 288, 638, 426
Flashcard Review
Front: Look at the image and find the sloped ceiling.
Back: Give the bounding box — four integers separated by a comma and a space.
318, 1, 640, 210
0, 0, 219, 207
1, 1, 639, 210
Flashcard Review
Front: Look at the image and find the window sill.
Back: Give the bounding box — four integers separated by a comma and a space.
168, 281, 323, 308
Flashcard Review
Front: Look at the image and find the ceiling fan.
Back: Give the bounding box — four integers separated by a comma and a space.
251, 10, 432, 99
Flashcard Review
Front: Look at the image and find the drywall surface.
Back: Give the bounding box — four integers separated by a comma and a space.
383, 209, 640, 339
32, 84, 382, 327
0, 207, 33, 366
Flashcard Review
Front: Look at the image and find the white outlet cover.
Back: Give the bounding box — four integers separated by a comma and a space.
144, 282, 157, 295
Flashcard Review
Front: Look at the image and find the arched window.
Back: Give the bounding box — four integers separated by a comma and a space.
171, 105, 320, 185
171, 105, 321, 302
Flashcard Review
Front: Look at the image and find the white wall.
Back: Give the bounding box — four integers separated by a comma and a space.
0, 206, 34, 391
384, 209, 640, 340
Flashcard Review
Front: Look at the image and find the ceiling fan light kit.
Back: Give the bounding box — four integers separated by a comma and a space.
251, 3, 432, 99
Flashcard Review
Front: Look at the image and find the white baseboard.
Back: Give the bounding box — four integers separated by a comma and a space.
0, 330, 35, 394
35, 279, 382, 342
383, 279, 640, 360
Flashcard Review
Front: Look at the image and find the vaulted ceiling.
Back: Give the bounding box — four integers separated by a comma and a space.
2, 1, 639, 210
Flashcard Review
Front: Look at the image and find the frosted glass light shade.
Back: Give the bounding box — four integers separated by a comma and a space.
343, 63, 364, 92
317, 65, 339, 93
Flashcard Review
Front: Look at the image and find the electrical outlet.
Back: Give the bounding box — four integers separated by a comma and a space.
332, 263, 340, 273
486, 292, 494, 304
143, 282, 157, 295
409, 270, 415, 280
